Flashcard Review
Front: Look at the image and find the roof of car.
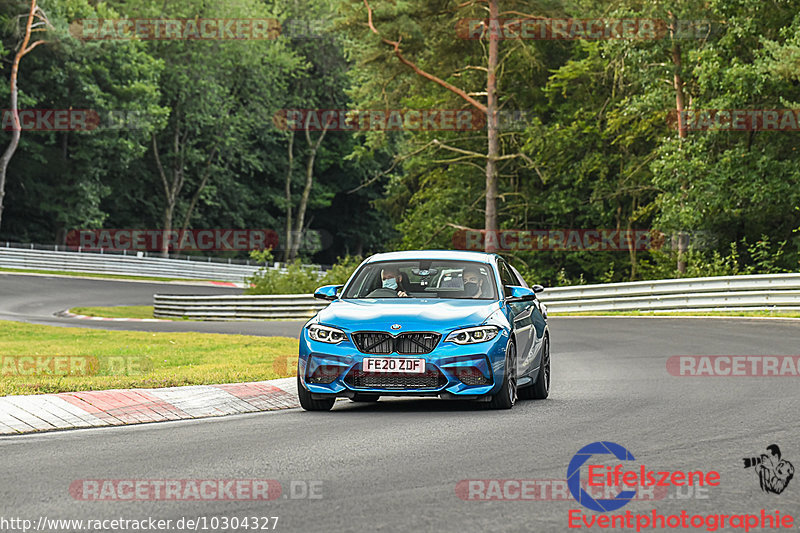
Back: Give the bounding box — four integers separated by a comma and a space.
365, 250, 497, 264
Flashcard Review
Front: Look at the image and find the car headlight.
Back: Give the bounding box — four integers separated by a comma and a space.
308, 324, 347, 344
445, 326, 499, 345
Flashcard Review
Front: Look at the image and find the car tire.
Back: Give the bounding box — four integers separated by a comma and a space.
350, 393, 380, 402
297, 375, 335, 411
488, 340, 517, 410
522, 334, 550, 400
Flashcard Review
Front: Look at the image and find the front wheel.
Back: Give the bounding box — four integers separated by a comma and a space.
297, 375, 335, 411
488, 340, 517, 410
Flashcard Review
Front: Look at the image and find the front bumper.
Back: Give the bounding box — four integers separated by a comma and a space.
298, 327, 510, 399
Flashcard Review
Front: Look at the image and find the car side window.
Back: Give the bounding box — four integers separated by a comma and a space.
497, 261, 516, 295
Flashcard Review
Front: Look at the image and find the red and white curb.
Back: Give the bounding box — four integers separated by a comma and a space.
0, 377, 299, 435
57, 310, 169, 322
208, 281, 250, 288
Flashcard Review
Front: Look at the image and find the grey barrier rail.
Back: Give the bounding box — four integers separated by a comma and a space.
153, 273, 800, 320
154, 294, 327, 320
539, 273, 800, 313
0, 245, 324, 283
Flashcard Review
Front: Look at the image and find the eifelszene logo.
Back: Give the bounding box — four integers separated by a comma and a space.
567, 441, 638, 512
567, 441, 721, 512
743, 444, 794, 495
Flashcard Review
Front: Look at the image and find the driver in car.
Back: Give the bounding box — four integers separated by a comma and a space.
368, 267, 409, 297
463, 266, 489, 298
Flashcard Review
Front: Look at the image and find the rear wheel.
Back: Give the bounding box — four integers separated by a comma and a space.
488, 340, 517, 410
297, 375, 335, 411
350, 393, 380, 402
521, 335, 550, 400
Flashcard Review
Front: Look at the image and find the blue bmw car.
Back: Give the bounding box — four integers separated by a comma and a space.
297, 250, 550, 410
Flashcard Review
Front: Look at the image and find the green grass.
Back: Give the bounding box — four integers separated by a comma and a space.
550, 310, 800, 318
0, 320, 298, 396
0, 266, 219, 283
71, 305, 159, 320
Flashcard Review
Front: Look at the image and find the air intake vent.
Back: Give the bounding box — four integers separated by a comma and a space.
345, 368, 446, 389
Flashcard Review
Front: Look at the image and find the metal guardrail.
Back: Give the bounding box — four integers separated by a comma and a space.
1, 241, 260, 263
539, 273, 800, 313
0, 246, 324, 283
153, 273, 800, 320
154, 294, 327, 320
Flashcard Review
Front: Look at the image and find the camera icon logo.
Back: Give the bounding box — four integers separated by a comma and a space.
742, 444, 794, 495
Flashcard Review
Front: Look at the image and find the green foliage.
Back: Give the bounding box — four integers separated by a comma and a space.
639, 236, 790, 279
318, 254, 363, 286
339, 0, 800, 284
2, 0, 799, 283
555, 268, 587, 288
0, 0, 390, 264
246, 260, 323, 295
246, 252, 362, 295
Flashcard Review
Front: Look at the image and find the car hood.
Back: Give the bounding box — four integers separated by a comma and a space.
314, 298, 501, 333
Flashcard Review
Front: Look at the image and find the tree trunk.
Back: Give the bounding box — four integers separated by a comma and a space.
163, 204, 173, 257
672, 44, 688, 141
484, 0, 500, 252
0, 0, 42, 233
670, 14, 688, 273
179, 145, 220, 238
289, 117, 329, 261
152, 131, 183, 258
627, 198, 637, 281
283, 131, 295, 261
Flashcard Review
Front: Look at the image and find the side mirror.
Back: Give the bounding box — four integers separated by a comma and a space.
505, 285, 536, 303
314, 285, 342, 301
532, 284, 544, 294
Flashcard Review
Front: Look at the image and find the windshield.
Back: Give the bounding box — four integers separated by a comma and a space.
342, 260, 498, 300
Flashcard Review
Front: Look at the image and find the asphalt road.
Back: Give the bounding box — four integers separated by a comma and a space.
0, 272, 305, 337
2, 317, 799, 532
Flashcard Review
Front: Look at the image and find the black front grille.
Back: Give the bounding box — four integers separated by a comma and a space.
352, 332, 393, 354
352, 332, 440, 355
345, 368, 447, 389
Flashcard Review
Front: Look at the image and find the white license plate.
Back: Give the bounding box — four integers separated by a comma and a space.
362, 358, 426, 373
